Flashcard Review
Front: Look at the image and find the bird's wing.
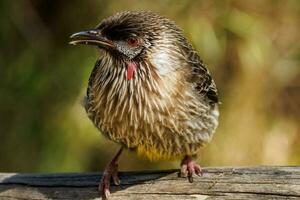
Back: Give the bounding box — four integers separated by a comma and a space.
179, 38, 219, 104
188, 50, 219, 104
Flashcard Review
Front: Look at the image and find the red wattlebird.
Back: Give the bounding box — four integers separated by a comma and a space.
70, 11, 219, 199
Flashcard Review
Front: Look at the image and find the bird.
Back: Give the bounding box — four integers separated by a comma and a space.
70, 11, 219, 199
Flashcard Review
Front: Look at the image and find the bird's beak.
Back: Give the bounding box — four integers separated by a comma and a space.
69, 29, 114, 49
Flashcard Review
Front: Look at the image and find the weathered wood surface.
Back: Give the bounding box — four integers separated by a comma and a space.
0, 166, 299, 200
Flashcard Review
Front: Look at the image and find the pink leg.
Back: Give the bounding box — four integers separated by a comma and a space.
180, 155, 203, 183
98, 147, 123, 199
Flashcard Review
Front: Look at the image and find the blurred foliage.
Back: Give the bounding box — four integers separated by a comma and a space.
0, 0, 299, 172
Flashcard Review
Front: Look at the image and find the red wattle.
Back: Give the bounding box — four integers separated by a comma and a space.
127, 62, 137, 80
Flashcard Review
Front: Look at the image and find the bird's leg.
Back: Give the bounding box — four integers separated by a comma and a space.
180, 155, 203, 183
99, 147, 123, 199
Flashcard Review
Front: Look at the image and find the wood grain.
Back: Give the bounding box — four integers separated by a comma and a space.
0, 166, 299, 199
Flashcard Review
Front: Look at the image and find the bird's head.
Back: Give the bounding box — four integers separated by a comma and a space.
70, 11, 188, 80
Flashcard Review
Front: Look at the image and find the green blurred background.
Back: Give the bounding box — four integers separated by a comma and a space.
0, 0, 299, 173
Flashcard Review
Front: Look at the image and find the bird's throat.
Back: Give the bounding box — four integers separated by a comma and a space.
127, 62, 137, 80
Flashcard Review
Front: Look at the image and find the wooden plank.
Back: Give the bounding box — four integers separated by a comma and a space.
0, 166, 299, 199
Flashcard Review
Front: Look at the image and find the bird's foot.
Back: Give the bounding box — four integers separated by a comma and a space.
98, 162, 120, 199
98, 148, 123, 200
179, 155, 203, 183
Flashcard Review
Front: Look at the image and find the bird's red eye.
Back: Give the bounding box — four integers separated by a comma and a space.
127, 38, 139, 47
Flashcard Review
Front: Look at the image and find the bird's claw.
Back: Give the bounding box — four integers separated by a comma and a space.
112, 171, 120, 185
98, 163, 120, 199
179, 156, 203, 183
98, 180, 110, 200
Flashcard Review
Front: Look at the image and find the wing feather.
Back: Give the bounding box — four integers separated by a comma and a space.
179, 37, 219, 104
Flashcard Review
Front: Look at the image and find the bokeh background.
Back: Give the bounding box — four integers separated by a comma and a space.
0, 0, 299, 173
